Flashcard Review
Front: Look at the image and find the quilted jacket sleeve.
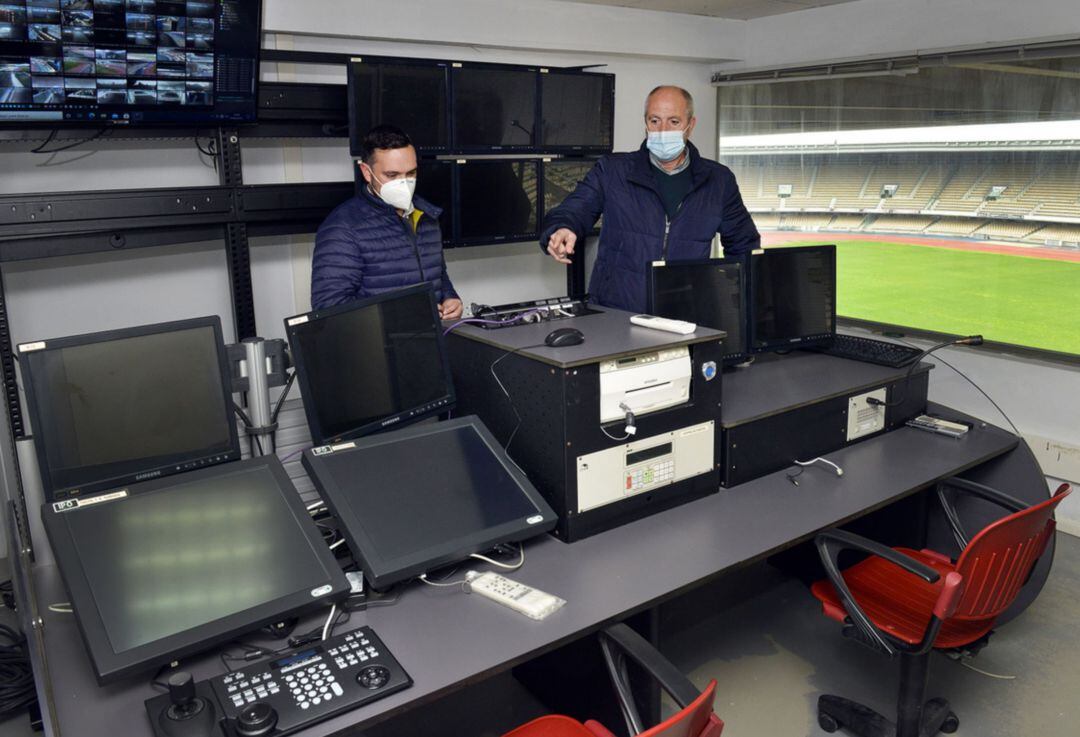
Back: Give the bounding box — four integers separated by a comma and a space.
310, 215, 364, 310
717, 170, 760, 255
538, 159, 606, 252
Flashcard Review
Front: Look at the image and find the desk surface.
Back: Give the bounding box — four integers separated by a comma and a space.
449, 307, 725, 368
33, 416, 1018, 737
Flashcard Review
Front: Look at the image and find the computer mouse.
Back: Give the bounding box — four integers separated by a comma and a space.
545, 327, 585, 347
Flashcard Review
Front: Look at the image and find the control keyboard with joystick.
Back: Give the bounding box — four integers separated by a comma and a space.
145, 626, 411, 737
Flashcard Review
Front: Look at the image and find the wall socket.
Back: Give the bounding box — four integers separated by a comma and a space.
847, 388, 887, 441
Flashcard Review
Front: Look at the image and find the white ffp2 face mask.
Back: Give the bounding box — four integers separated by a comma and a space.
368, 168, 417, 212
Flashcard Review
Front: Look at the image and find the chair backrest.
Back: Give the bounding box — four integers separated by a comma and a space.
951, 484, 1070, 621
635, 679, 723, 737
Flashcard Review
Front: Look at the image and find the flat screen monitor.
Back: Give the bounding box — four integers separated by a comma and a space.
451, 64, 536, 150
302, 415, 557, 589
416, 158, 454, 240
648, 258, 747, 363
347, 59, 449, 155
0, 0, 262, 126
458, 159, 538, 243
42, 455, 349, 684
542, 158, 601, 234
285, 283, 456, 445
750, 245, 836, 353
19, 316, 240, 503
539, 70, 614, 151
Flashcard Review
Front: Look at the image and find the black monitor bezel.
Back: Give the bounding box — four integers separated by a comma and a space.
749, 244, 837, 354
41, 455, 350, 684
284, 283, 457, 446
346, 57, 452, 156
301, 415, 557, 590
647, 257, 748, 364
18, 315, 241, 503
0, 0, 264, 129
538, 68, 616, 154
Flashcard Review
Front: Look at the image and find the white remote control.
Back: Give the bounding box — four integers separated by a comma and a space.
630, 314, 697, 335
464, 572, 566, 620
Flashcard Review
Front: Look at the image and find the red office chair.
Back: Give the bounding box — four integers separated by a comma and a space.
810, 478, 1070, 737
504, 623, 723, 737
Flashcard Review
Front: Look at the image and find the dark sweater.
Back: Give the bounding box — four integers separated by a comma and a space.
652, 164, 694, 220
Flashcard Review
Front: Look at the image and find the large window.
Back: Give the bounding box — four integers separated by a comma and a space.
717, 52, 1080, 356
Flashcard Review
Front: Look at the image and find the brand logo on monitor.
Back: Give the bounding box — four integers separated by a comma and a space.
381, 416, 401, 427
310, 584, 333, 598
135, 470, 162, 481
51, 490, 129, 513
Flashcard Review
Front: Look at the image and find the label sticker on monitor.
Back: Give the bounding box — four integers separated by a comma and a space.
310, 584, 334, 598
312, 445, 333, 456
527, 515, 545, 525
17, 341, 45, 353
51, 490, 128, 513
330, 442, 356, 452
286, 316, 310, 326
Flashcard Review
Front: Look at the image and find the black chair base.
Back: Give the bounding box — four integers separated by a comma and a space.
818, 695, 959, 737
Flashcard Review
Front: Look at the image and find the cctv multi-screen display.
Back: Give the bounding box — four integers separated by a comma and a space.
0, 0, 261, 126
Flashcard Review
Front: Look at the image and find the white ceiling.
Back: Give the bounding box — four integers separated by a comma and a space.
557, 0, 862, 20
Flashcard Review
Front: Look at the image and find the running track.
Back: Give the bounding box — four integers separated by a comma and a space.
760, 231, 1080, 263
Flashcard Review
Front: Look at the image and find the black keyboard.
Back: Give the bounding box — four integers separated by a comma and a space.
815, 334, 923, 368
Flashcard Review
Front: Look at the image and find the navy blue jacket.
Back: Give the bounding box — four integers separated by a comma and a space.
311, 188, 457, 310
539, 141, 760, 312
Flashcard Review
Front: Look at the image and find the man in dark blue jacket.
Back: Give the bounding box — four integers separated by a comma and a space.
541, 86, 759, 313
311, 125, 462, 317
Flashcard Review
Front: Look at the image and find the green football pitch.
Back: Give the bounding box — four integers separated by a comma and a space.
769, 239, 1080, 355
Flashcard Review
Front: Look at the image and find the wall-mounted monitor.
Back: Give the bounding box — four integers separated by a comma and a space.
539, 70, 614, 152
416, 158, 454, 241
347, 59, 449, 155
542, 158, 601, 234
648, 258, 748, 364
302, 416, 557, 590
458, 159, 538, 244
750, 245, 836, 353
42, 455, 349, 684
19, 316, 240, 503
0, 0, 262, 126
451, 63, 536, 151
284, 283, 456, 445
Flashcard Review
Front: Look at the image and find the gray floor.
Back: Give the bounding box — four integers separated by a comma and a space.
3, 534, 1078, 736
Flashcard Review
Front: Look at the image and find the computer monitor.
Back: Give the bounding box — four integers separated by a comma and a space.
451, 64, 536, 150
347, 59, 450, 155
285, 283, 456, 445
42, 455, 349, 684
416, 158, 454, 240
539, 70, 614, 152
458, 159, 539, 244
750, 245, 836, 353
0, 0, 262, 126
302, 415, 557, 590
648, 258, 748, 364
19, 316, 240, 503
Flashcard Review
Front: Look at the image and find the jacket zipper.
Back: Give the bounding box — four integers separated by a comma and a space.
402, 214, 425, 282
662, 218, 670, 260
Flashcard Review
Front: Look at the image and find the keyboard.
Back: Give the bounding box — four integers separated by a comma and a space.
814, 334, 923, 368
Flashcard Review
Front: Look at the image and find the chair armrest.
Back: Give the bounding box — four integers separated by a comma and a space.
599, 623, 700, 708
936, 477, 1029, 549
815, 529, 943, 657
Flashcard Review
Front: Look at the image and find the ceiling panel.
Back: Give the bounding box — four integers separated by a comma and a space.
556, 0, 862, 20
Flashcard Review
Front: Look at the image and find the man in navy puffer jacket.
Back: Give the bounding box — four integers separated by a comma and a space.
540, 86, 759, 313
311, 125, 462, 317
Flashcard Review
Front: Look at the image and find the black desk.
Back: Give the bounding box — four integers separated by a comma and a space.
10, 353, 1047, 737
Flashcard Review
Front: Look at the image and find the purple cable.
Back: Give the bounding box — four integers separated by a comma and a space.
442, 309, 543, 335
280, 447, 308, 463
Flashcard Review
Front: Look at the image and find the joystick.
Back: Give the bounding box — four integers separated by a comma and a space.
157, 671, 218, 737
356, 665, 390, 690
235, 702, 278, 737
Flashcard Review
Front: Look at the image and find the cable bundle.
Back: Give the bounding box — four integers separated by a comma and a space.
0, 624, 36, 721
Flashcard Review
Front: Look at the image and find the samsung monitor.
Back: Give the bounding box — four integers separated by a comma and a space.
347, 59, 449, 155
19, 316, 240, 503
451, 64, 536, 150
750, 245, 836, 353
302, 415, 557, 590
285, 283, 456, 445
458, 159, 538, 243
416, 158, 454, 240
539, 70, 614, 152
648, 258, 747, 363
0, 0, 262, 126
42, 455, 349, 684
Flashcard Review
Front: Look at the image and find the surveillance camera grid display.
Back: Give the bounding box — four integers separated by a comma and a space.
0, 0, 257, 124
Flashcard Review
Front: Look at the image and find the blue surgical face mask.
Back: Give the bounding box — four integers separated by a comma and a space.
646, 129, 687, 162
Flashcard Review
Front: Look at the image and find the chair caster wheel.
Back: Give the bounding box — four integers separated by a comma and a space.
941, 712, 959, 733
818, 712, 840, 733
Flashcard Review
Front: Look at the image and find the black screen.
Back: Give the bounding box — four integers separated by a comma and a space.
287, 286, 454, 444
22, 319, 237, 499
540, 71, 613, 149
451, 66, 535, 149
416, 159, 453, 238
321, 424, 543, 562
347, 60, 448, 154
59, 464, 330, 653
0, 0, 261, 126
651, 260, 746, 360
459, 159, 537, 241
751, 246, 836, 351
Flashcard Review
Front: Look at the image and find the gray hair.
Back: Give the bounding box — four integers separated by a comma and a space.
644, 85, 694, 119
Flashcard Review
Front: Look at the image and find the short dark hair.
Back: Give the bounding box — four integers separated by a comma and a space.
359, 125, 413, 165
